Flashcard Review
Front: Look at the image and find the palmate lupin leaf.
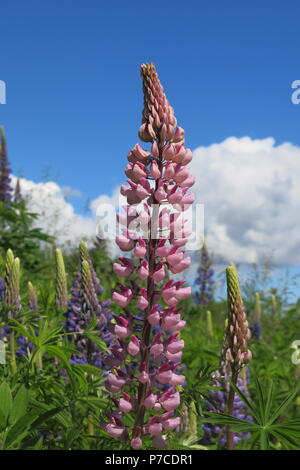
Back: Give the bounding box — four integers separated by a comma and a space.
205, 377, 300, 449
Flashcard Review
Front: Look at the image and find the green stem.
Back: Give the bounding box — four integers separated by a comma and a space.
226, 371, 238, 450
35, 350, 43, 371
9, 331, 17, 374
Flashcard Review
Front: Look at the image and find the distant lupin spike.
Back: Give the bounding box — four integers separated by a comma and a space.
55, 249, 68, 309
222, 265, 252, 450
250, 292, 261, 339
202, 367, 252, 447
80, 241, 103, 295
81, 260, 100, 321
14, 178, 22, 204
104, 63, 194, 449
194, 240, 214, 305
0, 127, 13, 203
63, 242, 113, 368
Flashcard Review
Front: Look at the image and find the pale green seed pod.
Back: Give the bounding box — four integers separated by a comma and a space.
188, 400, 197, 437
28, 281, 38, 312
206, 310, 214, 337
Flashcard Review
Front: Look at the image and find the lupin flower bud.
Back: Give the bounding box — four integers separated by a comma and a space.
5, 252, 21, 314
221, 265, 252, 450
55, 249, 68, 309
222, 265, 252, 372
105, 63, 194, 449
194, 240, 214, 305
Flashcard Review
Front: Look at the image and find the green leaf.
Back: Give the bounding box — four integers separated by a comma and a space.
9, 385, 29, 424
0, 381, 13, 422
230, 380, 261, 424
266, 389, 297, 426
4, 412, 39, 448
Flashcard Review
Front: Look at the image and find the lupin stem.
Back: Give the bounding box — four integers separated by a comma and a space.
10, 331, 17, 374
226, 371, 238, 450
133, 141, 163, 436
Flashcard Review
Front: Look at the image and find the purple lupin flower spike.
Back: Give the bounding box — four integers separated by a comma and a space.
63, 242, 113, 368
0, 127, 13, 203
104, 63, 194, 449
202, 367, 252, 447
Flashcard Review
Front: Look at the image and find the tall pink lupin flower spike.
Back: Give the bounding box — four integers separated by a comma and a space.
104, 63, 195, 449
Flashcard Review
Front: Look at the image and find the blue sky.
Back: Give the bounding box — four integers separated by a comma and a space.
1, 0, 299, 204
1, 1, 300, 299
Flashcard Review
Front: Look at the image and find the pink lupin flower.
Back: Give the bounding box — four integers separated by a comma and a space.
166, 333, 184, 354
107, 372, 126, 390
118, 392, 133, 413
147, 305, 161, 325
137, 288, 149, 309
154, 179, 167, 202
150, 332, 164, 357
160, 388, 180, 411
148, 416, 163, 436
113, 257, 135, 277
115, 316, 130, 339
181, 148, 193, 165
152, 262, 166, 283
150, 160, 161, 179
166, 351, 183, 361
164, 161, 175, 179
169, 373, 185, 386
161, 412, 180, 430
112, 285, 132, 307
129, 143, 151, 162
155, 239, 169, 258
138, 362, 150, 384
144, 391, 158, 409
137, 259, 149, 280
134, 238, 147, 258
116, 234, 135, 251
131, 437, 142, 449
173, 126, 185, 143
106, 63, 194, 449
151, 141, 159, 157
105, 419, 125, 438
157, 362, 173, 384
128, 334, 140, 356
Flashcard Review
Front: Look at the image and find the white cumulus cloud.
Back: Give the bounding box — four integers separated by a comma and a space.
11, 136, 300, 266
191, 136, 300, 265
11, 176, 96, 250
